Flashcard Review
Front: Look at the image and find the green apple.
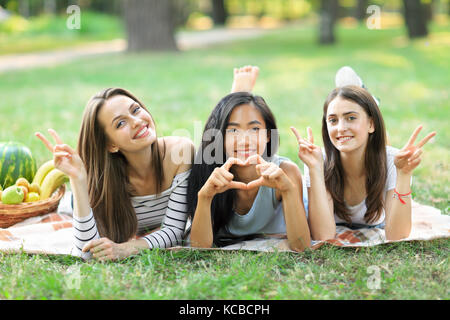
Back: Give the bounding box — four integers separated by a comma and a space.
1, 186, 24, 204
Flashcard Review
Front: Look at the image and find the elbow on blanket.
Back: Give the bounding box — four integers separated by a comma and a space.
385, 230, 411, 241
310, 225, 336, 241
190, 239, 213, 249
312, 230, 336, 241
289, 236, 311, 252
72, 245, 92, 261
385, 224, 411, 241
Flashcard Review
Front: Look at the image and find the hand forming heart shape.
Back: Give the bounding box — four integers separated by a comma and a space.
200, 154, 292, 199
222, 154, 267, 190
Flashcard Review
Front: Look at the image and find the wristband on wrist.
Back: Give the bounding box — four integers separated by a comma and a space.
393, 188, 412, 204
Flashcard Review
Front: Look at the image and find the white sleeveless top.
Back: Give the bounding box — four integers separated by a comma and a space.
303, 146, 399, 226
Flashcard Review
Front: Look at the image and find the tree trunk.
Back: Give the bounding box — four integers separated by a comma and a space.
423, 0, 434, 22
44, 0, 56, 14
18, 0, 30, 17
124, 0, 177, 52
355, 0, 368, 21
403, 0, 428, 38
56, 0, 71, 14
211, 0, 227, 26
319, 0, 339, 44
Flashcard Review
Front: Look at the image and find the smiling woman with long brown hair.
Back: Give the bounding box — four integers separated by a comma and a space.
36, 87, 194, 260
291, 73, 436, 241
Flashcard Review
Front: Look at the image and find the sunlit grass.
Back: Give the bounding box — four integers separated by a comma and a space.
0, 239, 448, 299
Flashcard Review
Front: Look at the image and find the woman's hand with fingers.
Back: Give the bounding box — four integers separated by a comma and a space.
394, 125, 436, 175
35, 129, 87, 181
246, 154, 294, 192
290, 126, 323, 169
82, 237, 130, 261
198, 157, 248, 199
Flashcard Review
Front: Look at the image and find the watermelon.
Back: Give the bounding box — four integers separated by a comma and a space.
0, 142, 37, 189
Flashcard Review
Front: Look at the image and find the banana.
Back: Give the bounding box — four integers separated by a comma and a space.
40, 168, 68, 200
32, 160, 54, 186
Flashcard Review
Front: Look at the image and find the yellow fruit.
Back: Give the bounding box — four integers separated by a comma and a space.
26, 192, 40, 202
18, 185, 28, 202
16, 177, 31, 191
40, 168, 68, 200
32, 160, 54, 186
0, 190, 2, 201
29, 182, 41, 195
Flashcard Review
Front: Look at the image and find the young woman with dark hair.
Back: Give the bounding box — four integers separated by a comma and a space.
187, 88, 311, 252
291, 83, 436, 241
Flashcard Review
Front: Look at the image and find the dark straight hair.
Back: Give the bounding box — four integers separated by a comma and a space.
322, 85, 387, 224
187, 92, 279, 246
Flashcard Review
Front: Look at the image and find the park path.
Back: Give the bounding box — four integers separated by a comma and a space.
0, 28, 269, 73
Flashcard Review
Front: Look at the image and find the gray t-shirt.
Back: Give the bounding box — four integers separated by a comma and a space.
222, 154, 292, 236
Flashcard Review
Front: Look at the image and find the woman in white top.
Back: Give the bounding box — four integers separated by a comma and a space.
36, 88, 194, 261
291, 84, 436, 241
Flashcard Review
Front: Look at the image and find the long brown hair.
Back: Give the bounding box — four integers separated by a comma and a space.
78, 88, 165, 243
322, 85, 387, 224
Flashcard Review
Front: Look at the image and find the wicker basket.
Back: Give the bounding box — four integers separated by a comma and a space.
0, 185, 66, 228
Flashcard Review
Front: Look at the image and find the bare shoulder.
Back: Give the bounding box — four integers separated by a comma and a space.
160, 136, 195, 175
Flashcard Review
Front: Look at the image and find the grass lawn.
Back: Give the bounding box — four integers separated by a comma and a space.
0, 21, 449, 300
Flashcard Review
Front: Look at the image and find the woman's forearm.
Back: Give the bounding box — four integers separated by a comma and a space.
190, 192, 214, 248
70, 175, 91, 219
308, 167, 336, 240
281, 185, 311, 252
385, 172, 412, 240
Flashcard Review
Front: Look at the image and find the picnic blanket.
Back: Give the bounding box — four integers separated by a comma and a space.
0, 191, 449, 258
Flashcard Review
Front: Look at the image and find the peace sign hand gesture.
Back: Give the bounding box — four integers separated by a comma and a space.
394, 125, 436, 175
290, 126, 323, 170
35, 129, 87, 181
199, 157, 248, 199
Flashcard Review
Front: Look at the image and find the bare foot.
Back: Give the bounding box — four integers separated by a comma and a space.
230, 65, 260, 93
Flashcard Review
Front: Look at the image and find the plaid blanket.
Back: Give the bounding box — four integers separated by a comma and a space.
0, 196, 449, 257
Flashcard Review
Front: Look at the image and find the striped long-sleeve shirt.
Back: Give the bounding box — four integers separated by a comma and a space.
72, 170, 190, 259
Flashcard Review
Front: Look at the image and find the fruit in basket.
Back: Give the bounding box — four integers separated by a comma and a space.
0, 142, 37, 189
33, 160, 54, 186
16, 177, 31, 190
1, 185, 24, 205
29, 182, 41, 195
25, 192, 40, 202
32, 160, 54, 186
18, 185, 28, 202
40, 168, 68, 200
